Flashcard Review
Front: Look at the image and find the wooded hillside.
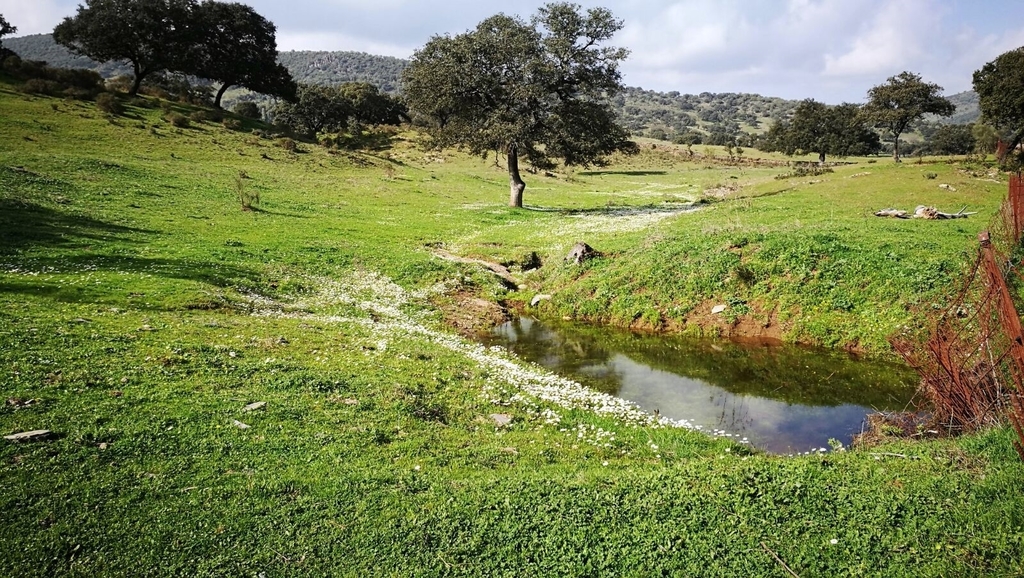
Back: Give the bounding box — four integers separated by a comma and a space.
5, 33, 981, 138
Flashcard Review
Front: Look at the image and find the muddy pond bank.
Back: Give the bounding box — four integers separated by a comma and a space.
478, 316, 919, 454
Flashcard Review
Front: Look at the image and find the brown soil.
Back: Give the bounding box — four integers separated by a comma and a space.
436, 291, 510, 338
852, 410, 941, 448
679, 300, 786, 342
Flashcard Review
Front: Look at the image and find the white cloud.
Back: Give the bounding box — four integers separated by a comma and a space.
822, 0, 940, 77
0, 0, 70, 35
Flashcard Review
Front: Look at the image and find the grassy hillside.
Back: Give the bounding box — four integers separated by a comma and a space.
1, 80, 1022, 576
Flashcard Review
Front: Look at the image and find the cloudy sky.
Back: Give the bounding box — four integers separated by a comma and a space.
4, 0, 1024, 103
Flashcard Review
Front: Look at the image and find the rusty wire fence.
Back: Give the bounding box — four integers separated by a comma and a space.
890, 173, 1024, 460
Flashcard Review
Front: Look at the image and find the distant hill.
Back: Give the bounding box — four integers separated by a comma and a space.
4, 33, 131, 77
615, 87, 802, 141
5, 33, 408, 92
939, 90, 981, 125
5, 33, 980, 138
276, 51, 407, 93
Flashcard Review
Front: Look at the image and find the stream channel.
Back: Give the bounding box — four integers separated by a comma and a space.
480, 317, 919, 454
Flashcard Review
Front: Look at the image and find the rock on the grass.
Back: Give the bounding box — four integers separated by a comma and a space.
4, 430, 52, 442
711, 304, 728, 314
565, 242, 598, 265
242, 401, 266, 412
490, 413, 513, 427
530, 294, 552, 307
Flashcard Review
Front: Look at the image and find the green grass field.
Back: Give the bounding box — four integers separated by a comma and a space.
2, 82, 1023, 576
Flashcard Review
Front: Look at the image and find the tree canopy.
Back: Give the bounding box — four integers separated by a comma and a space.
53, 0, 200, 96
927, 124, 975, 156
0, 13, 17, 63
274, 84, 352, 137
403, 2, 637, 207
759, 100, 879, 162
191, 1, 295, 108
273, 82, 406, 138
0, 13, 15, 43
862, 71, 954, 162
337, 82, 407, 127
973, 47, 1024, 163
53, 0, 295, 102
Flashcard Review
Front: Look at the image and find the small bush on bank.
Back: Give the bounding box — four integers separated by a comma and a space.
277, 137, 297, 152
167, 113, 190, 128
5, 57, 104, 99
189, 109, 222, 123
232, 101, 260, 119
105, 75, 134, 93
774, 164, 835, 180
95, 92, 123, 116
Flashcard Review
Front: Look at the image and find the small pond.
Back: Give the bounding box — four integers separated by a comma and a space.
480, 317, 919, 454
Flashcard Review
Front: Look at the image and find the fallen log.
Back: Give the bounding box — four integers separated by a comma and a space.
431, 248, 520, 289
874, 208, 909, 219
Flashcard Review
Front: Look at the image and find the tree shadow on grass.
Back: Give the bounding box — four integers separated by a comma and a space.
577, 170, 668, 176
0, 254, 263, 306
0, 199, 154, 252
521, 201, 704, 217
0, 199, 264, 305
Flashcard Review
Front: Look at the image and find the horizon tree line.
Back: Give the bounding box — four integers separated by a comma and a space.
4, 1, 1024, 179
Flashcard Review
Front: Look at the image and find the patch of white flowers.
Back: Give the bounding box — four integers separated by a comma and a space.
247, 271, 704, 432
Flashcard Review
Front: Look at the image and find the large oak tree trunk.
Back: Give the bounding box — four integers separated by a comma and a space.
214, 83, 232, 109
508, 142, 526, 208
893, 133, 901, 162
129, 69, 143, 97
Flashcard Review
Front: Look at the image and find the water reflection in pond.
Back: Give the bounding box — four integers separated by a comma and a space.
480, 317, 919, 454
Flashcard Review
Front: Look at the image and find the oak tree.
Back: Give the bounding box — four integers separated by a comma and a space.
973, 47, 1024, 162
273, 83, 352, 137
0, 13, 17, 63
0, 14, 13, 38
403, 2, 636, 207
53, 0, 199, 96
191, 1, 296, 108
337, 82, 407, 127
863, 71, 954, 162
928, 124, 975, 156
759, 100, 879, 162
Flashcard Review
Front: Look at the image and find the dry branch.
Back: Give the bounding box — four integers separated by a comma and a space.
875, 205, 976, 219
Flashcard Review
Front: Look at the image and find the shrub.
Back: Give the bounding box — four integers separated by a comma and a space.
924, 172, 938, 179
95, 92, 123, 116
774, 164, 834, 180
167, 113, 190, 128
232, 101, 260, 119
189, 109, 222, 123
105, 75, 134, 93
13, 60, 103, 99
1, 54, 21, 71
222, 118, 243, 131
277, 137, 297, 152
21, 78, 62, 96
141, 86, 172, 101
